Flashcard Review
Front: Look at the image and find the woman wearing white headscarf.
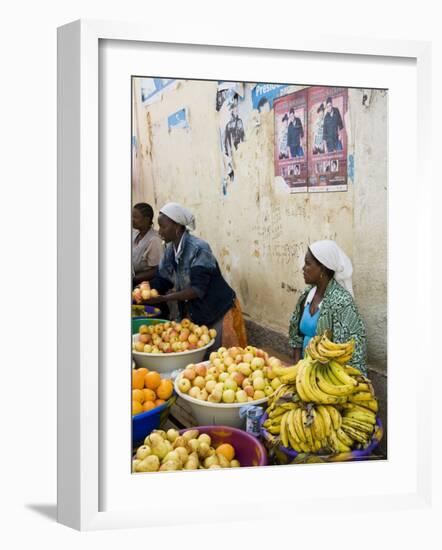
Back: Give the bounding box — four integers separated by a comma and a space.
288, 240, 367, 375
145, 202, 247, 350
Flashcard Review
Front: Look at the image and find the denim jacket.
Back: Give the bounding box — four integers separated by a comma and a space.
151, 232, 235, 326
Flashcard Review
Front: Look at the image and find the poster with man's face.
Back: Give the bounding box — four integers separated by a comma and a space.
274, 89, 308, 192
307, 86, 348, 192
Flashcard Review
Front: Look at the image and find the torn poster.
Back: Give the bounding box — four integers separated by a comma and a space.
167, 108, 188, 130
307, 86, 348, 193
217, 83, 247, 196
252, 83, 291, 112
273, 89, 308, 193
141, 78, 176, 106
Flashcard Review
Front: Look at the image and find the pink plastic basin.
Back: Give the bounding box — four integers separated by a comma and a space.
179, 425, 268, 467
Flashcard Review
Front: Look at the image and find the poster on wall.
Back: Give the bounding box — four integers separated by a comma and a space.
217, 82, 247, 196
273, 90, 308, 193
140, 78, 177, 106
251, 83, 291, 112
307, 86, 348, 192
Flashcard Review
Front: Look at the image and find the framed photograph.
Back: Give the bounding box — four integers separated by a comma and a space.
57, 20, 432, 531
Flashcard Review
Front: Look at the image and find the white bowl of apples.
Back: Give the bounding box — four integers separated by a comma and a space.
174, 346, 285, 429
132, 319, 216, 373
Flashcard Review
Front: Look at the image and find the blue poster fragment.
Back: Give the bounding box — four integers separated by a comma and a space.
252, 83, 291, 111
141, 78, 176, 105
168, 108, 188, 130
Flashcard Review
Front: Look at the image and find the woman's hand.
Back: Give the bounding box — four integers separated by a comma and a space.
142, 295, 167, 305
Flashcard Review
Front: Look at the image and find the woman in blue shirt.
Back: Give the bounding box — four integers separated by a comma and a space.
145, 202, 247, 349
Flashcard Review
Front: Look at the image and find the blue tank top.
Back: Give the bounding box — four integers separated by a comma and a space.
299, 301, 320, 353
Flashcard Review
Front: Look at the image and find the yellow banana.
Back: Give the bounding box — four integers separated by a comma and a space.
307, 363, 344, 404
317, 340, 347, 358
349, 392, 374, 403
308, 337, 329, 364
320, 334, 354, 354
297, 361, 316, 402
293, 407, 307, 444
321, 365, 346, 386
336, 427, 354, 447
327, 405, 342, 430
315, 364, 355, 397
361, 399, 379, 413
328, 427, 351, 452
267, 425, 281, 435
316, 405, 332, 437
343, 365, 361, 376
302, 409, 315, 448
280, 411, 290, 448
342, 418, 374, 434
311, 408, 325, 441
287, 410, 303, 452
341, 424, 369, 444
344, 410, 376, 425
329, 361, 358, 387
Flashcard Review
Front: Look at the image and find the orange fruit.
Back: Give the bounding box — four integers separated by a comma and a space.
156, 379, 173, 400
142, 388, 156, 402
154, 399, 165, 407
132, 389, 145, 403
215, 443, 235, 461
144, 371, 161, 390
142, 400, 156, 412
132, 369, 145, 390
132, 400, 143, 415
136, 367, 149, 376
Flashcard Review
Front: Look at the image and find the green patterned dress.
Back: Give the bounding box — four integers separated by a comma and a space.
288, 278, 368, 375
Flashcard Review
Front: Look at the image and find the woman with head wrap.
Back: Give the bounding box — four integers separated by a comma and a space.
132, 203, 165, 287
145, 202, 247, 350
288, 240, 368, 375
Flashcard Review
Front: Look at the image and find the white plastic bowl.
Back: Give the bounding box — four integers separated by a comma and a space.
132, 334, 215, 373
174, 363, 268, 429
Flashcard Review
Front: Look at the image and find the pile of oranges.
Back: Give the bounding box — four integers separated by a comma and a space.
132, 368, 174, 416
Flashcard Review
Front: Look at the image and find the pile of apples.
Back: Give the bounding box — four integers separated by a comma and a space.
176, 345, 284, 403
133, 319, 217, 354
132, 280, 159, 303
133, 428, 241, 472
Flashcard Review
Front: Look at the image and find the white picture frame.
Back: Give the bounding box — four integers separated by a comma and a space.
57, 19, 432, 531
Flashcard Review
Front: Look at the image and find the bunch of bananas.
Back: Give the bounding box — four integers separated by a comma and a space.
306, 331, 354, 365
263, 332, 379, 456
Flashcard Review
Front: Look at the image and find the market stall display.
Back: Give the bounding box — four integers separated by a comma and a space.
132, 425, 267, 472
260, 332, 382, 462
132, 368, 176, 444
174, 345, 285, 428
132, 320, 216, 371
132, 280, 160, 304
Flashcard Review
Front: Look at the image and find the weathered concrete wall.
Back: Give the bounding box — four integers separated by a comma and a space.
132, 79, 387, 374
